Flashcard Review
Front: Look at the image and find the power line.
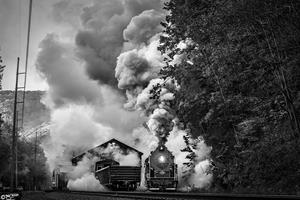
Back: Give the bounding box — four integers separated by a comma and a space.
21, 0, 32, 127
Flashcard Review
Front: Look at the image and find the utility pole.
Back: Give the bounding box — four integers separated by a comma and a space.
15, 111, 18, 188
11, 0, 33, 191
10, 57, 20, 192
34, 130, 37, 191
9, 0, 32, 191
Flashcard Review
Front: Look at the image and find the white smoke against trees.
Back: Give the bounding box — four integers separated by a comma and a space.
190, 160, 212, 189
133, 77, 178, 144
186, 136, 212, 189
35, 0, 212, 190
67, 155, 105, 191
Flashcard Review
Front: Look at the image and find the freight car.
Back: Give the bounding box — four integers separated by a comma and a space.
145, 144, 178, 191
94, 159, 141, 191
51, 169, 68, 190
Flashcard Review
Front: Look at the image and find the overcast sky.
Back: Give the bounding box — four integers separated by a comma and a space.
0, 0, 79, 90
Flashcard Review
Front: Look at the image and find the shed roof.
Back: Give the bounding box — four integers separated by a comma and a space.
97, 138, 143, 155
72, 138, 143, 163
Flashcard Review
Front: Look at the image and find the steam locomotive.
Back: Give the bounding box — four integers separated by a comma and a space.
145, 144, 178, 191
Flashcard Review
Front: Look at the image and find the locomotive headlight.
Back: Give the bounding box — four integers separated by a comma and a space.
158, 155, 166, 163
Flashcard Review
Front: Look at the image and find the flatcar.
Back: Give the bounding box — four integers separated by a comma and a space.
94, 159, 141, 191
145, 144, 178, 191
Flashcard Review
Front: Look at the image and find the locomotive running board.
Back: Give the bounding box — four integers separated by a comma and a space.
165, 188, 176, 190
149, 188, 160, 191
149, 188, 176, 191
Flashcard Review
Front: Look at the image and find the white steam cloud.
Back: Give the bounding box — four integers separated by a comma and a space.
36, 34, 103, 108
67, 155, 105, 191
68, 173, 105, 191
41, 104, 112, 171
100, 143, 140, 166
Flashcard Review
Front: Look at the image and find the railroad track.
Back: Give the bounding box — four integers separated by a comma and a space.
66, 190, 300, 200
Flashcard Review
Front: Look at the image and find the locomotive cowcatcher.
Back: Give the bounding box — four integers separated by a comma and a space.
145, 144, 178, 191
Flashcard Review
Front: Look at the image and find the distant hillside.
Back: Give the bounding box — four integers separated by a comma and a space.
0, 90, 50, 131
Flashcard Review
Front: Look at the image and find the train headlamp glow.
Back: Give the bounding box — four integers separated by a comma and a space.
158, 155, 166, 163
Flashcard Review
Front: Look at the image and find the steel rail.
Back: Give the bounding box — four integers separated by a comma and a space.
67, 190, 300, 200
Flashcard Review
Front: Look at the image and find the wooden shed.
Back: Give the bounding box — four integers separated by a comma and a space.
71, 138, 143, 167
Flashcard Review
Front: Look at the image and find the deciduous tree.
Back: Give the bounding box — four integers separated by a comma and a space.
159, 0, 300, 194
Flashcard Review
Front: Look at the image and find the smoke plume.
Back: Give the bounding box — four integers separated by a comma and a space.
36, 34, 103, 108
113, 1, 212, 189
35, 0, 212, 191
75, 0, 163, 85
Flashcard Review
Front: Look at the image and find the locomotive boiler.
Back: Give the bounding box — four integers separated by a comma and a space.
145, 144, 178, 191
